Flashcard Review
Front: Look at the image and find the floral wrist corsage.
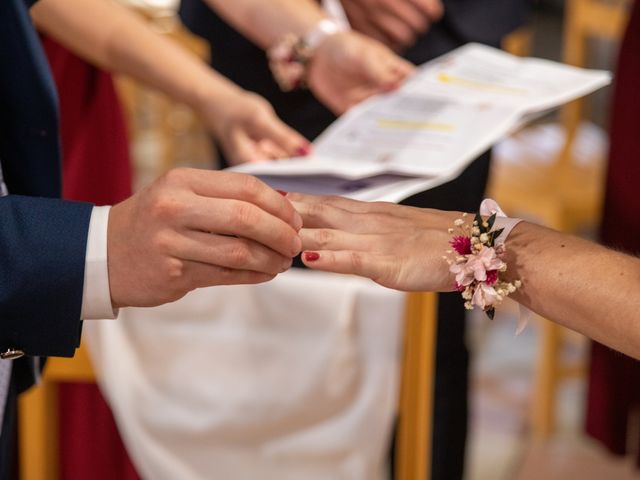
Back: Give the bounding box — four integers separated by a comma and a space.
445, 212, 522, 320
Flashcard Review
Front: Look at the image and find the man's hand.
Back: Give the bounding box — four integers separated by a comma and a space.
107, 169, 303, 308
341, 0, 444, 51
289, 192, 457, 292
308, 31, 414, 114
199, 89, 311, 165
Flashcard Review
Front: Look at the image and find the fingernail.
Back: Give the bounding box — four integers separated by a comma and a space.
295, 144, 312, 157
276, 190, 288, 196
304, 251, 320, 262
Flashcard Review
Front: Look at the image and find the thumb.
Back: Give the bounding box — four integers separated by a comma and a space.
255, 113, 312, 158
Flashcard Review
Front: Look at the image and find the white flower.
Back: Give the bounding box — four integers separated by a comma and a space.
472, 283, 500, 309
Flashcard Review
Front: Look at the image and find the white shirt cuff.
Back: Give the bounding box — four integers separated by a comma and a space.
80, 206, 118, 320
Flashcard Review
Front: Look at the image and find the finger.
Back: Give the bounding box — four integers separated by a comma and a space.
343, 1, 392, 46
411, 0, 444, 20
256, 139, 288, 160
184, 260, 277, 288
292, 200, 355, 230
185, 196, 302, 257
370, 11, 417, 49
290, 192, 434, 222
379, 0, 431, 34
293, 200, 399, 234
254, 113, 311, 158
289, 192, 395, 215
301, 250, 389, 283
176, 168, 303, 232
175, 230, 293, 275
387, 56, 416, 80
300, 228, 380, 255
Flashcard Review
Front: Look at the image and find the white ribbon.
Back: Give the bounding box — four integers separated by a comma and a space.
479, 199, 530, 335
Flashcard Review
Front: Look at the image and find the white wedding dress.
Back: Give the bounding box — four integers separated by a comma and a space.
85, 269, 405, 480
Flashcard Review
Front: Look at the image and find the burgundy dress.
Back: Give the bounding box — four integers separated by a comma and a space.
587, 0, 640, 465
41, 36, 140, 480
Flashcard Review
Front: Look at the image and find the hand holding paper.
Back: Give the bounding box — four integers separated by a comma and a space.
232, 44, 611, 202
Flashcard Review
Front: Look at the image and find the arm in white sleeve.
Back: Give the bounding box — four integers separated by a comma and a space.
81, 206, 118, 320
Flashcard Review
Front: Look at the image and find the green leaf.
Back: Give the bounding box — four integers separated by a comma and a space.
487, 213, 497, 231
485, 307, 495, 320
489, 228, 505, 247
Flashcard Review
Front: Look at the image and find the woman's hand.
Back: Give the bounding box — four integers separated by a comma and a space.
307, 31, 415, 114
289, 192, 459, 291
199, 88, 311, 166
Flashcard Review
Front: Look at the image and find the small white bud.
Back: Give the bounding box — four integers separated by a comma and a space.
454, 219, 465, 226
479, 233, 489, 243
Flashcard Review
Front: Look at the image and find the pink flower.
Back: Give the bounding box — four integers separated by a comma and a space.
472, 283, 500, 309
450, 236, 472, 255
449, 246, 505, 287
485, 270, 498, 286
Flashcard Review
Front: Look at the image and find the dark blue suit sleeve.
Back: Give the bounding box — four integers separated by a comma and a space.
0, 195, 93, 357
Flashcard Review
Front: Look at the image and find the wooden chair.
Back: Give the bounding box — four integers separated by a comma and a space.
19, 293, 438, 480
492, 0, 631, 437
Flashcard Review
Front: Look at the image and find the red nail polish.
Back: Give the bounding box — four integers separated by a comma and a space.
304, 251, 320, 262
276, 190, 288, 196
295, 144, 312, 157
